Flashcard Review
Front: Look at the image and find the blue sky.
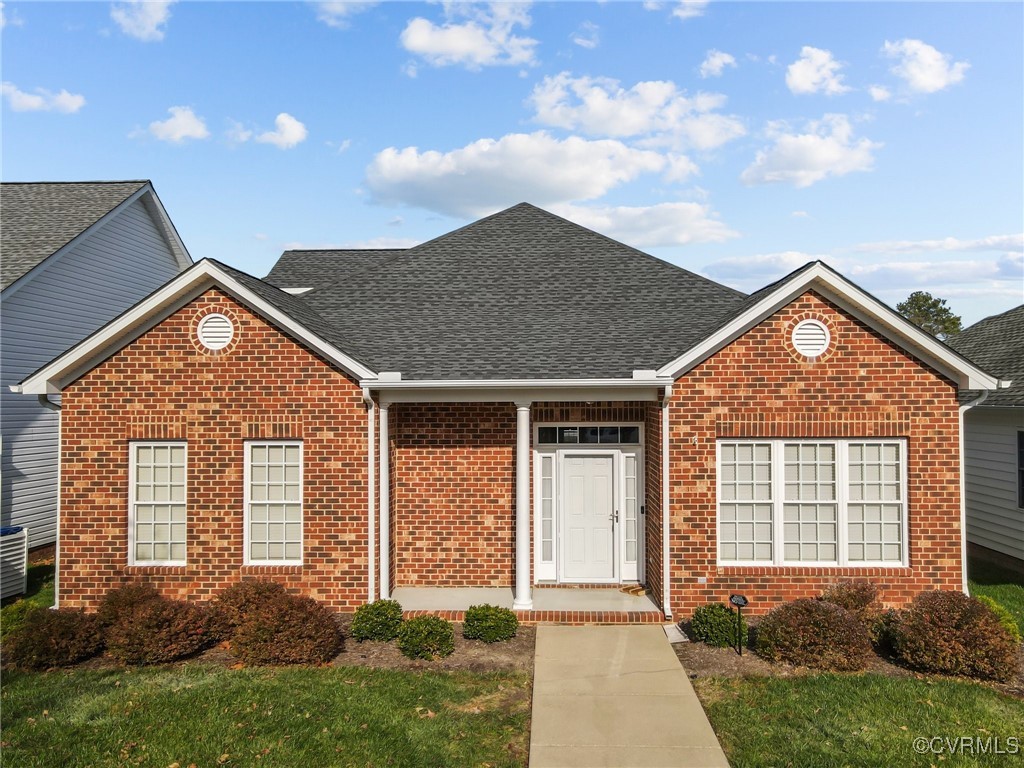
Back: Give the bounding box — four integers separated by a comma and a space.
3, 1, 1021, 325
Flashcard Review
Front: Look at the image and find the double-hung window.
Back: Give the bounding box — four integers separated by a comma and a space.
718, 439, 907, 567
245, 442, 303, 565
129, 442, 187, 565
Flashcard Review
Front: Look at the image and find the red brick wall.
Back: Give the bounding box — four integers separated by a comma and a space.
391, 403, 517, 587
644, 400, 664, 609
667, 290, 963, 618
59, 289, 370, 611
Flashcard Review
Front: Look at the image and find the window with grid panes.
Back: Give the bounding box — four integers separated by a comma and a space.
130, 443, 187, 564
245, 442, 303, 564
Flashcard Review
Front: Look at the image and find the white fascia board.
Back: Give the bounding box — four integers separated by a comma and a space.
18, 260, 375, 394
368, 378, 669, 404
138, 185, 193, 270
657, 263, 1001, 391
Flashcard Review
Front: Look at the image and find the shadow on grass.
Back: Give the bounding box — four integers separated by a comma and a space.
968, 558, 1024, 588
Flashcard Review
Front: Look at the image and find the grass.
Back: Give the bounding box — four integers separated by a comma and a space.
695, 674, 1024, 768
0, 664, 531, 767
1, 562, 55, 639
968, 556, 1024, 633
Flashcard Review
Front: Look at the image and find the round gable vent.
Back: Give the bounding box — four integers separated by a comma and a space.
197, 313, 234, 350
792, 319, 830, 358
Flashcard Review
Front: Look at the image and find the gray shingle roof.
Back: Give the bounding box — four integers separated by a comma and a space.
267, 203, 746, 379
0, 180, 149, 290
265, 250, 404, 290
947, 304, 1024, 406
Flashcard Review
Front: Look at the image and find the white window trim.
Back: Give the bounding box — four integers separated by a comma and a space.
243, 440, 304, 566
716, 438, 909, 569
128, 441, 187, 567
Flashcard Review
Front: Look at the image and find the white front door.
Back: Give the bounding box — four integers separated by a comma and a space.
561, 455, 615, 581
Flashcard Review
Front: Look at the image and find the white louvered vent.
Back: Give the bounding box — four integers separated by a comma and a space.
197, 313, 234, 350
1, 527, 28, 600
792, 319, 830, 358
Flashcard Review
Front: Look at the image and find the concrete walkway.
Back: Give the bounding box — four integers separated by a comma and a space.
529, 625, 730, 768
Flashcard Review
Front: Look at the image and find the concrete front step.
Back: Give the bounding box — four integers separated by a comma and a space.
403, 608, 666, 625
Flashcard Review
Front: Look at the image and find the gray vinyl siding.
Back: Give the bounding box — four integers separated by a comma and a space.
963, 407, 1024, 561
1, 198, 184, 548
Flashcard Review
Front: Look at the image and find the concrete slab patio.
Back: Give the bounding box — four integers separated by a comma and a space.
529, 625, 730, 768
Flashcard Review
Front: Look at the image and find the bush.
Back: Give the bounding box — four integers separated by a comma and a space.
211, 580, 289, 640
231, 594, 342, 665
756, 598, 872, 671
1, 599, 43, 642
350, 599, 404, 642
890, 590, 1019, 681
105, 598, 217, 665
4, 608, 104, 670
976, 595, 1022, 645
397, 615, 455, 660
463, 604, 518, 643
820, 580, 885, 645
96, 583, 162, 629
690, 603, 748, 648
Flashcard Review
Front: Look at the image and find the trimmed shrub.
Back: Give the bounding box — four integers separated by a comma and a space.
463, 604, 518, 643
820, 580, 885, 646
105, 598, 217, 665
96, 583, 162, 629
350, 599, 404, 642
397, 615, 455, 660
756, 598, 872, 671
3, 608, 104, 670
211, 580, 288, 640
1, 599, 43, 641
890, 590, 1018, 681
690, 602, 748, 648
231, 594, 342, 665
976, 595, 1022, 645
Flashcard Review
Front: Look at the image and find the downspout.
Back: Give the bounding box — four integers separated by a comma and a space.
36, 394, 62, 608
959, 389, 989, 595
362, 388, 376, 603
661, 384, 672, 620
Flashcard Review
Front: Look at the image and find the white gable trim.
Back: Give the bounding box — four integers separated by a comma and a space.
656, 263, 1005, 391
15, 260, 376, 394
2, 184, 191, 300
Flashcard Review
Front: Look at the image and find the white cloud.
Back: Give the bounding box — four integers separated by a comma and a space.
365, 131, 671, 217
313, 1, 377, 29
700, 49, 736, 78
672, 0, 708, 21
148, 106, 209, 143
529, 72, 745, 151
851, 233, 1023, 255
110, 0, 175, 42
705, 251, 827, 282
1, 82, 85, 113
868, 85, 891, 102
400, 2, 538, 70
552, 201, 737, 247
571, 20, 599, 49
786, 46, 850, 95
225, 120, 253, 144
740, 114, 881, 188
791, 210, 810, 219
1, 2, 24, 28
254, 113, 308, 149
882, 39, 968, 93
282, 236, 421, 250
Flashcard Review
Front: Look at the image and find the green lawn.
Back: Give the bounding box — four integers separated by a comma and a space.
1, 664, 531, 768
695, 674, 1024, 768
1, 563, 55, 639
968, 556, 1024, 633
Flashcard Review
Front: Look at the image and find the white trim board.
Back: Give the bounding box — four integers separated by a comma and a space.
15, 259, 377, 394
656, 262, 1006, 392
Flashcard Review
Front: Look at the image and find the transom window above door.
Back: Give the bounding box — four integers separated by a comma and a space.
537, 425, 641, 445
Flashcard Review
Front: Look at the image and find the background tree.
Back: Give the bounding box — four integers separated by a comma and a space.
896, 291, 963, 339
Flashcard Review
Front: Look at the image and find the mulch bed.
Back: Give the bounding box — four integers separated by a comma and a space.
672, 623, 1024, 699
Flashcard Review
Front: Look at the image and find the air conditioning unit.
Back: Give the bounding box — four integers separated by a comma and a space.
1, 526, 28, 600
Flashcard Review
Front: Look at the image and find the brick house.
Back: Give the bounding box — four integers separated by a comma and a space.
15, 204, 1006, 620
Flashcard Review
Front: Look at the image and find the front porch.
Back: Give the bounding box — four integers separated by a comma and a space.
392, 586, 666, 625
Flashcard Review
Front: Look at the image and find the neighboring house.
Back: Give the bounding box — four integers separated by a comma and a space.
948, 305, 1024, 562
1, 181, 192, 548
16, 204, 1006, 618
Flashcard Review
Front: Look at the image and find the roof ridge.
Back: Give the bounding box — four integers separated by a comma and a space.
1, 179, 150, 186
279, 248, 409, 255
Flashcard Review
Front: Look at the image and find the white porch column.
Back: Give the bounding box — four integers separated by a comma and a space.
513, 401, 533, 610
379, 402, 390, 600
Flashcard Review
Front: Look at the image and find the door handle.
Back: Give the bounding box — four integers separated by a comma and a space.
613, 510, 619, 523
